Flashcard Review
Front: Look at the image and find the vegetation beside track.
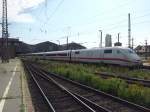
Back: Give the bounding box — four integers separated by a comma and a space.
34, 60, 150, 108
36, 60, 150, 80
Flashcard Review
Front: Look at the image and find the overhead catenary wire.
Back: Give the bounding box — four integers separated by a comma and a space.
10, 0, 150, 47
53, 18, 150, 42
40, 0, 130, 32
27, 18, 150, 43
12, 10, 150, 39
40, 9, 150, 36
41, 0, 141, 30
16, 0, 150, 35
43, 0, 65, 25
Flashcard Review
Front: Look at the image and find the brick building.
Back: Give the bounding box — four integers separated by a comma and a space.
0, 38, 21, 58
135, 45, 150, 57
0, 38, 87, 58
60, 42, 86, 50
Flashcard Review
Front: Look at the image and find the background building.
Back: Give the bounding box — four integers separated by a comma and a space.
60, 42, 86, 50
0, 38, 21, 58
135, 45, 150, 60
135, 45, 150, 56
0, 38, 86, 58
114, 42, 122, 46
105, 34, 112, 47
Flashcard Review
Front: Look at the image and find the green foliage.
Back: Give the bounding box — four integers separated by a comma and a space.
128, 70, 150, 80
36, 60, 150, 108
36, 60, 150, 80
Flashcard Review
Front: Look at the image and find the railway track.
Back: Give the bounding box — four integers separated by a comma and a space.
24, 63, 55, 112
95, 72, 150, 87
141, 65, 150, 72
25, 61, 150, 112
24, 62, 110, 112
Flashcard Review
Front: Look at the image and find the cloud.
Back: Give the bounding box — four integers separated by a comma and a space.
12, 13, 34, 23
0, 0, 45, 23
20, 0, 45, 8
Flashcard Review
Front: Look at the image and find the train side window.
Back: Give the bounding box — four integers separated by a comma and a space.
58, 53, 67, 56
47, 54, 56, 56
128, 49, 135, 54
117, 50, 121, 54
104, 49, 112, 53
75, 51, 80, 54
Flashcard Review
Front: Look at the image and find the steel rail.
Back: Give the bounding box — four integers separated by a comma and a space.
73, 93, 111, 112
142, 65, 150, 70
95, 72, 150, 87
29, 63, 111, 112
31, 63, 150, 112
24, 63, 56, 112
27, 63, 98, 112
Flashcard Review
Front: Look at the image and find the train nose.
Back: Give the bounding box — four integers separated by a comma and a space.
135, 59, 143, 65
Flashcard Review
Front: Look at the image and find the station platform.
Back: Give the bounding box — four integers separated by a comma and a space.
0, 59, 34, 112
143, 63, 150, 66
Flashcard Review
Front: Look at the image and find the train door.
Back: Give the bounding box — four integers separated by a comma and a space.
70, 50, 79, 62
115, 49, 128, 66
103, 49, 114, 64
99, 49, 103, 63
89, 50, 100, 63
85, 50, 92, 63
114, 49, 122, 65
74, 50, 80, 62
69, 50, 72, 62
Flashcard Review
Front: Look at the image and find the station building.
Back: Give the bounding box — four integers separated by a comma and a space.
135, 45, 150, 56
0, 38, 21, 58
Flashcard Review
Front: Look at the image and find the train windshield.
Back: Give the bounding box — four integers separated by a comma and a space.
126, 49, 136, 54
128, 49, 135, 54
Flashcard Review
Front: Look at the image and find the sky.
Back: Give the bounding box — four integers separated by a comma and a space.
0, 0, 150, 48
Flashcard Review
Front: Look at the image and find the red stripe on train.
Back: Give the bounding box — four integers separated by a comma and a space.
47, 56, 131, 63
73, 57, 131, 62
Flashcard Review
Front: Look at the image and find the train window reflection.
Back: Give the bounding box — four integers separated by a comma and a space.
104, 50, 112, 53
75, 51, 80, 54
117, 50, 121, 54
128, 49, 135, 54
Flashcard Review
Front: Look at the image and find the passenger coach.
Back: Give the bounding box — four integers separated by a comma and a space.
22, 47, 142, 67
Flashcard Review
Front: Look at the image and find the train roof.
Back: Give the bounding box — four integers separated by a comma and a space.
28, 50, 71, 55
73, 47, 131, 51
24, 47, 132, 55
93, 47, 130, 50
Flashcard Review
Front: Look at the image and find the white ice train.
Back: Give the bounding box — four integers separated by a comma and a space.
22, 47, 142, 67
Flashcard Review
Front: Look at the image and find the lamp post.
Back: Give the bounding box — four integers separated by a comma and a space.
99, 30, 102, 48
145, 40, 148, 60
56, 40, 60, 46
79, 42, 87, 45
57, 40, 60, 50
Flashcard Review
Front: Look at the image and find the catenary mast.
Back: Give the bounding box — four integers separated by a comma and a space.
128, 13, 131, 48
1, 0, 9, 63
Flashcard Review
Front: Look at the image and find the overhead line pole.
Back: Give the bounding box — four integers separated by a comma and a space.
131, 38, 134, 49
67, 36, 68, 50
118, 33, 120, 43
145, 40, 148, 60
128, 13, 131, 48
2, 0, 9, 63
99, 30, 102, 48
